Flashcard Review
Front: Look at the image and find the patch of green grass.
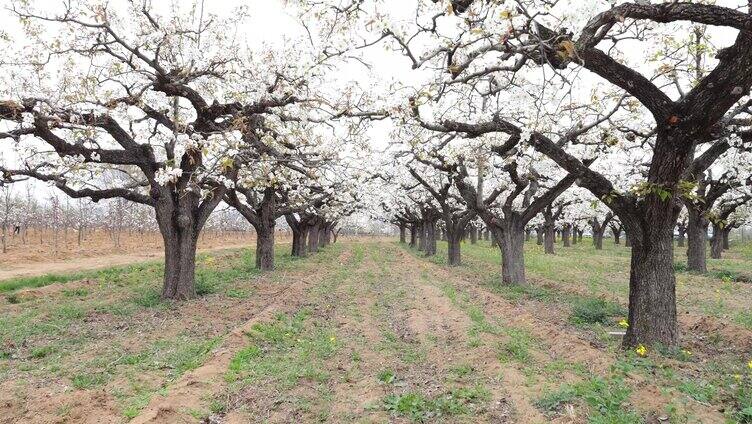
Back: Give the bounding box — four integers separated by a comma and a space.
30, 345, 55, 359
448, 363, 474, 379
62, 288, 89, 298
225, 310, 337, 389
537, 376, 640, 423
535, 386, 578, 414
225, 288, 252, 299
377, 369, 396, 384
121, 391, 154, 420
72, 372, 108, 389
0, 273, 90, 293
5, 293, 20, 304
382, 385, 490, 422
53, 304, 86, 320
710, 269, 752, 283
130, 287, 163, 308
677, 379, 717, 403
569, 298, 626, 326
498, 328, 535, 363
228, 345, 262, 376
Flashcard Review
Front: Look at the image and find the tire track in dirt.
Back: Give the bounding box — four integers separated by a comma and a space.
392, 248, 543, 423
325, 243, 515, 422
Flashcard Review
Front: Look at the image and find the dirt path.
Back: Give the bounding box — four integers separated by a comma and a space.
0, 242, 262, 281
135, 241, 558, 422
133, 240, 728, 423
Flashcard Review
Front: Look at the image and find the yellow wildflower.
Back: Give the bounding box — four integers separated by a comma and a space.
735, 374, 743, 381
635, 344, 648, 357
329, 336, 336, 343
748, 360, 752, 370
682, 349, 692, 357
618, 319, 629, 329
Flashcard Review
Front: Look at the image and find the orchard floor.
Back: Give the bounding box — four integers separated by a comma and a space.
1, 238, 751, 423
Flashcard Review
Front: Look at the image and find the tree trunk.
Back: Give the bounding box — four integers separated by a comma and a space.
255, 223, 275, 271
424, 220, 437, 256
686, 208, 708, 272
525, 229, 531, 242
399, 225, 406, 243
447, 233, 462, 266
722, 228, 731, 250
593, 232, 604, 250
469, 227, 477, 244
409, 223, 417, 248
157, 206, 199, 300
417, 222, 425, 251
562, 225, 571, 247
308, 222, 320, 254
292, 224, 308, 257
497, 225, 526, 285
710, 224, 723, 259
623, 229, 678, 348
536, 226, 544, 245
613, 229, 621, 245
483, 229, 489, 241
625, 233, 631, 247
318, 225, 328, 249
572, 227, 578, 245
544, 224, 555, 254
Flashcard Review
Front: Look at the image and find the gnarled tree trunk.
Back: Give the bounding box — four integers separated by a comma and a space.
686, 208, 708, 272
496, 223, 526, 285
710, 223, 723, 259
623, 224, 678, 348
156, 200, 201, 300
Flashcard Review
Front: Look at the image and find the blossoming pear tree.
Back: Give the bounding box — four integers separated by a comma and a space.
0, 0, 366, 299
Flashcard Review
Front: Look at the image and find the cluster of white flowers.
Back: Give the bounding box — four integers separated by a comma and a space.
90, 151, 101, 161
155, 166, 183, 185
21, 112, 34, 126
728, 132, 744, 148
217, 175, 235, 189
187, 133, 205, 150
519, 128, 533, 144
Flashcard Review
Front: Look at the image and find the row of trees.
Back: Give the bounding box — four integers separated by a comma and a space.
0, 1, 369, 299
358, 0, 752, 348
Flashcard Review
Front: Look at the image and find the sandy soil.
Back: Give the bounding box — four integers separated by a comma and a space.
0, 242, 252, 281
0, 229, 256, 268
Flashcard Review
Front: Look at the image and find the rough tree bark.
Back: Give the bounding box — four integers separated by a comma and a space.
710, 223, 724, 259
685, 208, 708, 272
676, 220, 687, 247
